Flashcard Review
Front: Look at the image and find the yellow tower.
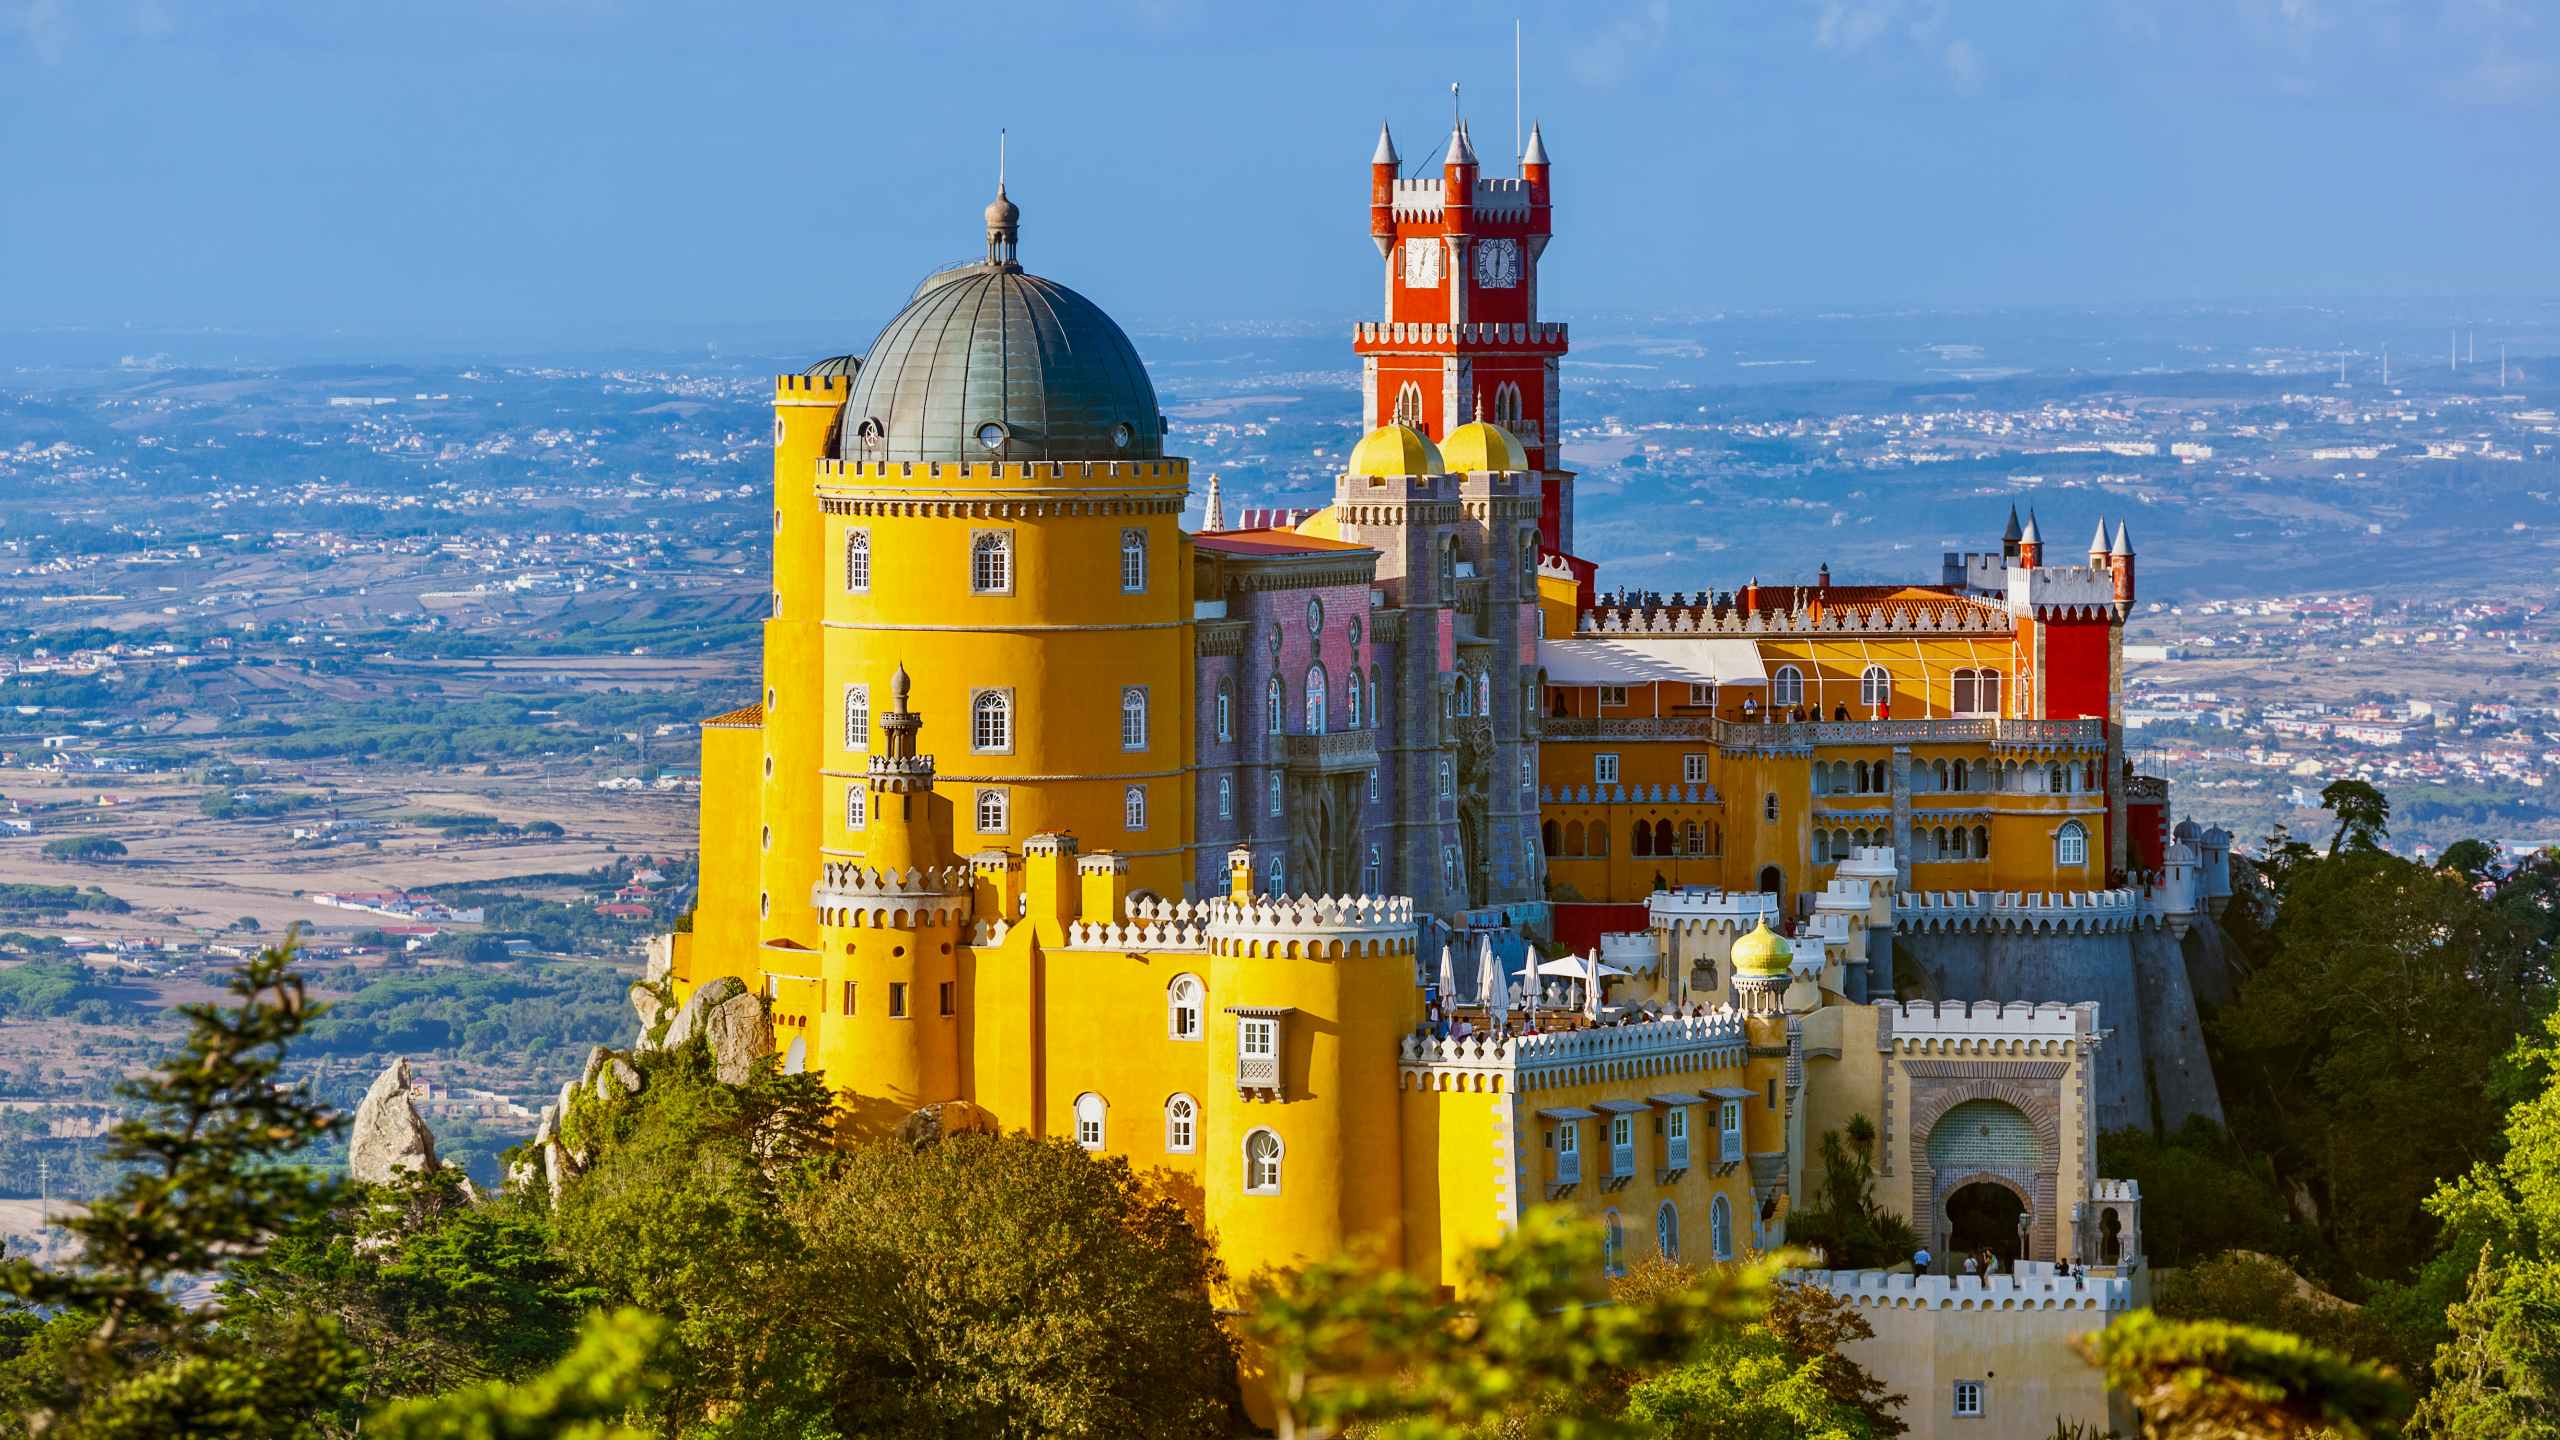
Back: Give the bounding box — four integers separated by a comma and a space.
815, 187, 1194, 897
758, 365, 852, 954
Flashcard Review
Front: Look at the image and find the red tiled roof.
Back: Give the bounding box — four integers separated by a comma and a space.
702, 704, 763, 728
1194, 528, 1372, 557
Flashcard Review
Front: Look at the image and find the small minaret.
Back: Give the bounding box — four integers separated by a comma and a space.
2001, 504, 2024, 564
1442, 116, 1478, 236
2017, 509, 2044, 568
1202, 473, 1225, 531
865, 662, 945, 873
1522, 119, 1551, 226
2110, 522, 2136, 609
1369, 121, 1399, 257
2087, 518, 2110, 568
985, 184, 1020, 269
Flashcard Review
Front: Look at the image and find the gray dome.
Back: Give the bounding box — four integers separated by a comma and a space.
836, 264, 1164, 464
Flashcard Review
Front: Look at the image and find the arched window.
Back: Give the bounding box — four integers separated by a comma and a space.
1683, 821, 1703, 856
2047, 763, 2067, 794
1305, 666, 1328, 733
1592, 823, 1609, 857
1216, 774, 1232, 819
1973, 824, 1990, 858
1215, 681, 1233, 742
1931, 826, 1949, 859
1268, 773, 1284, 817
843, 684, 869, 750
1952, 668, 1977, 715
1475, 670, 1491, 718
1393, 382, 1425, 431
845, 784, 866, 831
1832, 828, 1850, 860
971, 689, 1011, 752
1952, 758, 1970, 791
1119, 528, 1148, 593
971, 530, 1012, 593
974, 788, 1008, 834
1976, 670, 2001, 715
1368, 666, 1381, 731
1264, 857, 1285, 895
1453, 674, 1472, 717
1073, 1092, 1106, 1150
1656, 1201, 1681, 1259
1632, 821, 1653, 858
1854, 760, 1872, 794
1164, 1094, 1197, 1153
1438, 759, 1454, 797
1711, 1195, 1734, 1260
1563, 820, 1584, 856
1772, 665, 1804, 707
1654, 819, 1675, 856
2056, 820, 2088, 869
844, 529, 870, 592
1438, 537, 1457, 602
1121, 687, 1149, 751
1602, 1210, 1626, 1277
1933, 759, 1950, 790
1244, 1128, 1284, 1194
1267, 676, 1284, 735
1123, 785, 1147, 831
1346, 669, 1361, 727
1860, 664, 1890, 708
1814, 829, 1833, 864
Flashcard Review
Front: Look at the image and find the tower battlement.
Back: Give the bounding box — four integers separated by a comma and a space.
1354, 320, 1569, 350
1881, 998, 2099, 1045
1197, 892, 1416, 958
1788, 1266, 2133, 1313
1647, 886, 1783, 932
1896, 888, 2143, 935
1398, 1009, 1753, 1091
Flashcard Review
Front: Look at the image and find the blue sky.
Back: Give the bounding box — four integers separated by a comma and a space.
1, 1, 2552, 347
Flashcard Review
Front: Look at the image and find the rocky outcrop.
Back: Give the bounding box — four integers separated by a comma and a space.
899, 1099, 989, 1149
349, 1058, 441, 1185
661, 975, 773, 1084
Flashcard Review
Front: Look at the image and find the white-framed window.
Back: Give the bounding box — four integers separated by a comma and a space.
1953, 668, 2002, 717
1442, 846, 1461, 895
1555, 1119, 1580, 1183
1305, 665, 1328, 733
1165, 1093, 1197, 1153
1772, 665, 1804, 707
1610, 1112, 1636, 1176
845, 784, 866, 830
1244, 1127, 1284, 1194
1720, 1099, 1743, 1163
1492, 380, 1523, 434
1073, 1092, 1106, 1150
1594, 753, 1620, 786
1861, 664, 1890, 708
1687, 682, 1715, 707
970, 529, 1013, 594
1665, 1105, 1690, 1168
1263, 857, 1285, 894
843, 684, 869, 750
1521, 754, 1535, 791
1217, 775, 1233, 819
1602, 1210, 1625, 1278
1168, 975, 1203, 1040
1346, 670, 1360, 727
1599, 684, 1629, 707
1367, 668, 1380, 728
1124, 784, 1148, 831
1368, 770, 1379, 803
1952, 1380, 1985, 1419
1120, 528, 1148, 593
1365, 844, 1382, 891
1656, 1201, 1681, 1259
844, 528, 870, 592
1437, 759, 1454, 797
974, 787, 1009, 834
1711, 1194, 1734, 1260
1393, 381, 1426, 428
1215, 682, 1233, 742
1682, 752, 1707, 785
2056, 820, 2088, 869
1268, 772, 1284, 817
1266, 676, 1284, 735
971, 688, 1013, 753
1121, 686, 1149, 751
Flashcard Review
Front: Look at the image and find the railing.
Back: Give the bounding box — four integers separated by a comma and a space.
1279, 729, 1380, 773
1555, 1147, 1582, 1186
1237, 1048, 1281, 1092
1610, 1142, 1636, 1180
1666, 1134, 1691, 1170
1543, 716, 2107, 752
1720, 1127, 1743, 1165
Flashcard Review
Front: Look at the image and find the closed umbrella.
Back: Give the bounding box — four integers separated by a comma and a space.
1481, 937, 1510, 1031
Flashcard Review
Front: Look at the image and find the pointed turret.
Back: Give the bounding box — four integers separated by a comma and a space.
2088, 518, 2110, 565
1202, 473, 1225, 532
1370, 121, 1399, 254
1372, 119, 1399, 166
2110, 520, 2133, 556
2017, 509, 2044, 568
2001, 503, 2023, 563
1447, 118, 1479, 169
1521, 120, 1549, 167
2109, 521, 2136, 607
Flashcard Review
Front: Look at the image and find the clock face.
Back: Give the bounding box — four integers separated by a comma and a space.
1474, 238, 1521, 289
1402, 239, 1441, 289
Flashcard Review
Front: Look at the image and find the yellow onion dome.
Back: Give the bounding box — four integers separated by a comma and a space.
1731, 919, 1791, 976
1346, 423, 1444, 479
1440, 420, 1527, 473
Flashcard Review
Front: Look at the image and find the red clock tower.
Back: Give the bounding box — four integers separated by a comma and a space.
1358, 116, 1577, 556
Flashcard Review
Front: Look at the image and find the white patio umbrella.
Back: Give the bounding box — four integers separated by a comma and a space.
1481, 937, 1510, 1030
1437, 941, 1458, 1010
1520, 951, 1540, 1027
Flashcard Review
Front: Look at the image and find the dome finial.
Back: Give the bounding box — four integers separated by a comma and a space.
891, 660, 912, 712
985, 129, 1020, 268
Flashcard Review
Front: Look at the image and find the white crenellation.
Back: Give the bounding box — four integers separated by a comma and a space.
1787, 1266, 2133, 1313
1647, 887, 1781, 931
1895, 888, 2143, 935
1882, 998, 2098, 1046
1198, 892, 1417, 958
1399, 1009, 1753, 1092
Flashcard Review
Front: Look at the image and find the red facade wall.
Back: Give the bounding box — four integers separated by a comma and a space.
2039, 618, 2113, 720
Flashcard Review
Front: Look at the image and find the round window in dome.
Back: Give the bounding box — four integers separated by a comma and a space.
1306, 597, 1324, 632
1110, 421, 1134, 449
975, 422, 1008, 452
856, 417, 884, 444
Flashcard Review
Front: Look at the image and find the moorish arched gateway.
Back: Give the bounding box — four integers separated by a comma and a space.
1914, 1090, 2060, 1260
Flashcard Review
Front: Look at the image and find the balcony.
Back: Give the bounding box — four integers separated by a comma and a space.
1664, 1133, 1691, 1173
1280, 728, 1380, 776
1720, 1128, 1744, 1165
1554, 1147, 1582, 1187
1542, 715, 2109, 755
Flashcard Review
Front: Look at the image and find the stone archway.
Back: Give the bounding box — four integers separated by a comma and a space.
1942, 1172, 2031, 1266
1910, 1086, 2062, 1261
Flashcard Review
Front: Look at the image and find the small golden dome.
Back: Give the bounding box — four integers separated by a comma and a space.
1731, 919, 1791, 976
1347, 423, 1444, 478
1441, 420, 1527, 473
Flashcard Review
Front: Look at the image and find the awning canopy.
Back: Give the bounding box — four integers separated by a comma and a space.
1705, 1086, 1758, 1100
1537, 1106, 1600, 1121
1537, 636, 1770, 688
1594, 1099, 1651, 1114
1649, 1092, 1708, 1106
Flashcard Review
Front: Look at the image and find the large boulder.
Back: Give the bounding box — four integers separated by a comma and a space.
899, 1099, 990, 1149
349, 1058, 440, 1185
631, 981, 669, 1043
661, 976, 773, 1084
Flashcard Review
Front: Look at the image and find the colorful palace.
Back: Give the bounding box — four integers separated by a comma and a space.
654, 115, 2236, 1437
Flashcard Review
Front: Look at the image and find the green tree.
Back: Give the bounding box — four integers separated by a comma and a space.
1621, 1337, 1881, 1440
2075, 1311, 2408, 1440
2152, 1252, 2411, 1377
363, 1308, 665, 1440
0, 938, 351, 1437
2095, 1121, 2295, 1269
1787, 1116, 1920, 1271
2439, 839, 2499, 882
2319, 780, 2390, 858
1241, 1206, 1776, 1439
